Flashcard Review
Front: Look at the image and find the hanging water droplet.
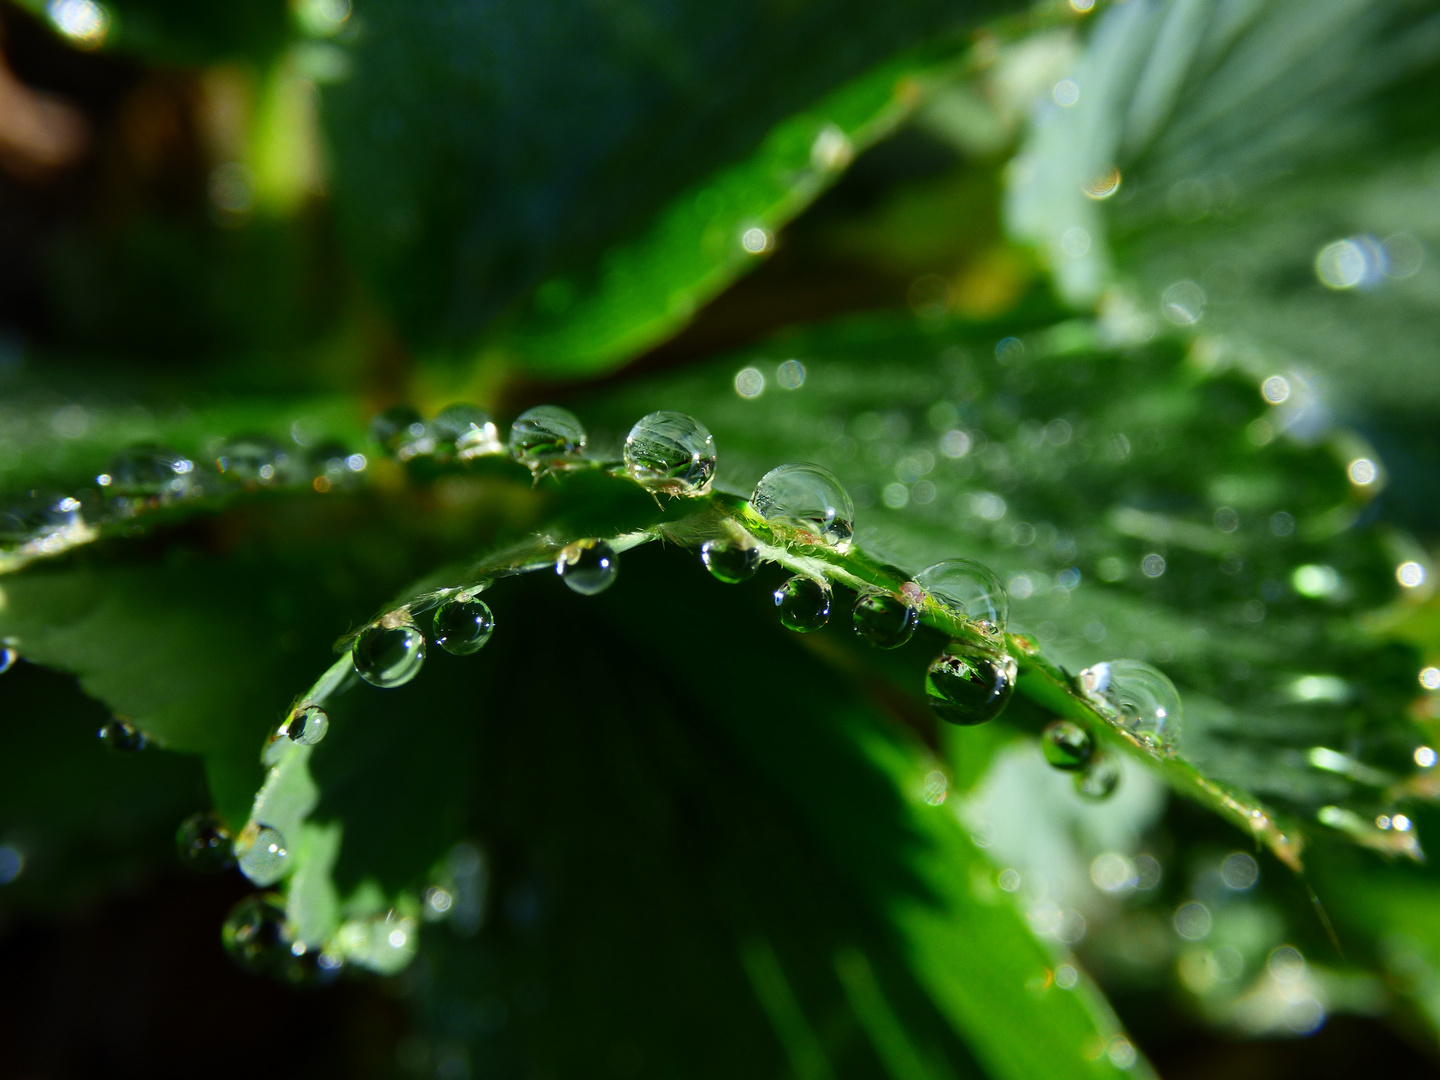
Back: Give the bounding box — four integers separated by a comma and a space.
1078, 659, 1183, 754
0, 490, 86, 543
281, 703, 330, 746
1041, 720, 1093, 771
222, 893, 292, 974
852, 593, 918, 649
700, 537, 759, 583
353, 623, 426, 688
430, 403, 504, 460
0, 647, 15, 674
216, 435, 288, 485
102, 444, 196, 503
510, 405, 587, 470
556, 540, 617, 595
925, 651, 1016, 725
369, 405, 430, 460
623, 410, 717, 495
1074, 754, 1121, 801
99, 717, 145, 752
308, 440, 366, 491
774, 575, 831, 632
751, 463, 854, 548
433, 596, 495, 654
236, 823, 290, 885
914, 559, 1009, 637
176, 811, 234, 872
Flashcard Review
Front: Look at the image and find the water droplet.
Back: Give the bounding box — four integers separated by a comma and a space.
1041, 720, 1093, 771
0, 490, 86, 542
176, 811, 234, 872
222, 893, 292, 973
774, 576, 831, 632
236, 824, 290, 885
0, 647, 15, 674
433, 597, 495, 655
1078, 660, 1183, 754
281, 704, 330, 746
914, 559, 1009, 637
353, 623, 426, 688
309, 440, 366, 491
99, 718, 145, 752
216, 435, 288, 485
283, 942, 345, 987
752, 463, 854, 548
1075, 755, 1121, 801
623, 411, 717, 495
510, 405, 586, 470
925, 652, 1016, 725
430, 403, 503, 460
369, 405, 429, 459
556, 539, 617, 595
852, 593, 917, 649
700, 538, 759, 583
103, 444, 196, 502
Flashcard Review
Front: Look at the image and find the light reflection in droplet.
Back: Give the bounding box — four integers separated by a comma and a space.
734, 367, 765, 398
1316, 236, 1387, 289
1161, 280, 1206, 325
46, 0, 108, 47
1261, 376, 1291, 404
1397, 561, 1426, 588
1052, 79, 1080, 107
776, 359, 806, 389
1083, 167, 1121, 200
1348, 458, 1377, 485
1420, 668, 1440, 691
1174, 901, 1212, 940
740, 227, 772, 254
1414, 745, 1437, 767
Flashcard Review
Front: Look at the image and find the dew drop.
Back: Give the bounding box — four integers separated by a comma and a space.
556, 539, 618, 595
0, 647, 15, 675
281, 703, 330, 746
309, 440, 366, 490
700, 538, 759, 583
222, 893, 292, 974
0, 490, 86, 542
369, 404, 429, 459
353, 623, 426, 688
1075, 755, 1121, 801
751, 463, 854, 548
914, 559, 1009, 637
510, 405, 587, 470
623, 410, 717, 495
433, 596, 495, 654
1041, 720, 1093, 771
852, 593, 918, 649
216, 435, 288, 485
236, 823, 290, 885
99, 717, 145, 752
283, 942, 346, 987
1078, 659, 1183, 754
103, 444, 196, 502
774, 575, 831, 632
176, 811, 234, 872
430, 403, 504, 460
925, 651, 1016, 725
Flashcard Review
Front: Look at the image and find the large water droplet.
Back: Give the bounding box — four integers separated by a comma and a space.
99, 718, 145, 752
925, 652, 1016, 725
623, 410, 717, 495
774, 575, 831, 632
700, 538, 759, 583
0, 647, 15, 674
222, 893, 292, 974
751, 463, 854, 548
236, 824, 290, 885
353, 623, 426, 688
369, 405, 429, 460
1078, 660, 1183, 754
216, 435, 288, 485
433, 597, 495, 654
101, 444, 196, 502
1041, 720, 1093, 771
177, 811, 234, 872
281, 703, 330, 746
0, 491, 85, 542
852, 593, 918, 649
510, 405, 586, 470
556, 539, 617, 595
914, 559, 1009, 637
1075, 754, 1121, 801
430, 403, 504, 460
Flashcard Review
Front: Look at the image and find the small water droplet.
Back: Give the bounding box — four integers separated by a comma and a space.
925, 651, 1016, 725
1078, 659, 1182, 754
700, 538, 759, 583
216, 435, 288, 485
623, 411, 717, 495
1041, 720, 1093, 771
774, 576, 831, 632
353, 623, 426, 688
914, 559, 1009, 637
281, 703, 330, 746
309, 440, 366, 490
236, 824, 290, 885
0, 647, 15, 674
430, 403, 504, 460
852, 593, 917, 649
99, 718, 145, 752
223, 893, 292, 974
103, 444, 196, 503
283, 942, 346, 987
369, 405, 430, 459
433, 597, 495, 654
1075, 755, 1121, 800
176, 811, 234, 871
0, 490, 86, 542
556, 539, 618, 595
510, 406, 586, 471
751, 463, 854, 548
